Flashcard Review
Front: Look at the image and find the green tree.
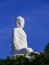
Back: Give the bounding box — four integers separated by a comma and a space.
44, 43, 49, 53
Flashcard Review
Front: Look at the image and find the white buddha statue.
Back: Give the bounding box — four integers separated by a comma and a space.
12, 16, 33, 56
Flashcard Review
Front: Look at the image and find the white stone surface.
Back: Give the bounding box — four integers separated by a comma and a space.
13, 27, 27, 50
12, 16, 33, 55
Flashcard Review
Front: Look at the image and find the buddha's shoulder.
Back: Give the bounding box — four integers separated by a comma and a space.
14, 28, 19, 31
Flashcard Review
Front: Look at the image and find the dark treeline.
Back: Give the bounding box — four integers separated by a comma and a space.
0, 43, 49, 65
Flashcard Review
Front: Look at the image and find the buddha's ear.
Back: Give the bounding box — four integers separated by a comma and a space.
17, 20, 21, 25
16, 20, 21, 27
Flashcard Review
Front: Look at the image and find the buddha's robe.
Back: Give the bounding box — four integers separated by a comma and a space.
12, 28, 33, 55
13, 28, 27, 50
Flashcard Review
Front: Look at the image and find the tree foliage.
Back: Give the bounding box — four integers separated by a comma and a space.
0, 53, 49, 65
44, 43, 49, 53
0, 43, 49, 65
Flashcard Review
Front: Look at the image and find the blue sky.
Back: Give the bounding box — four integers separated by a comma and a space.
0, 0, 49, 59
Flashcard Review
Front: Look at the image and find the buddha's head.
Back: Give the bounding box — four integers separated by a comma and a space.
16, 16, 25, 28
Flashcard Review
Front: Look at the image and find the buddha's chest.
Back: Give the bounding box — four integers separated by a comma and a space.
18, 28, 27, 38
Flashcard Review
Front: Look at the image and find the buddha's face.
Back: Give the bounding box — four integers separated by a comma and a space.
16, 16, 25, 28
